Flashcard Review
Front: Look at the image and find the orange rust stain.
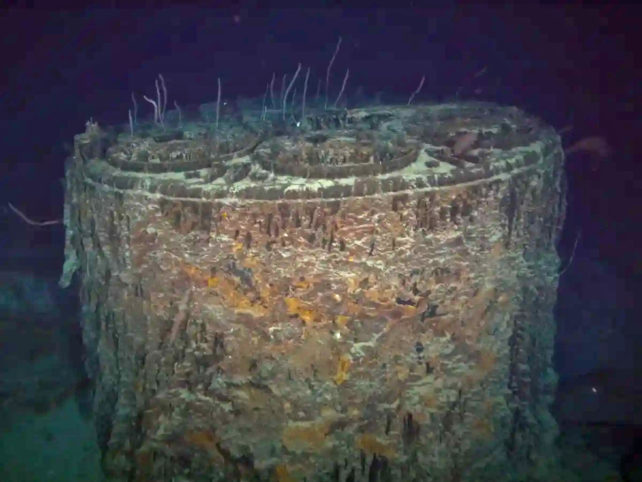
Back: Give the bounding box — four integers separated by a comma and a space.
363, 288, 395, 304
259, 284, 278, 304
344, 300, 365, 317
241, 255, 261, 270
183, 264, 208, 284
232, 241, 244, 255
334, 315, 350, 329
356, 433, 396, 459
206, 273, 267, 316
282, 421, 331, 453
291, 277, 311, 290
403, 304, 418, 317
284, 297, 322, 324
334, 354, 352, 385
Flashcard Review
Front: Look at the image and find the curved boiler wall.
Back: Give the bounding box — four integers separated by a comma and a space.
61, 103, 566, 481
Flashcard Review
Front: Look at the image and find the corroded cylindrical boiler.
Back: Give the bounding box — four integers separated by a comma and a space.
61, 103, 565, 481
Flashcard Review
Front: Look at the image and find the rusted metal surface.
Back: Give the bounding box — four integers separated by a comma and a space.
62, 102, 566, 480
